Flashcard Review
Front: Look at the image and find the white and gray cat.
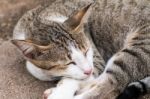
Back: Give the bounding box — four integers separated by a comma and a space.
12, 0, 103, 99
12, 0, 150, 99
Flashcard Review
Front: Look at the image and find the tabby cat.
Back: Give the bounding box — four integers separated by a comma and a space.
11, 0, 150, 99
12, 0, 104, 99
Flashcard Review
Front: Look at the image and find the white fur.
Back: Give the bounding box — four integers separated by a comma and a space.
65, 64, 89, 79
104, 55, 116, 72
48, 78, 79, 99
26, 61, 53, 81
74, 95, 84, 99
64, 46, 94, 79
13, 32, 26, 40
46, 14, 68, 23
70, 46, 93, 72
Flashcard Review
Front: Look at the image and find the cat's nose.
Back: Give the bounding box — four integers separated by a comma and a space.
84, 68, 92, 75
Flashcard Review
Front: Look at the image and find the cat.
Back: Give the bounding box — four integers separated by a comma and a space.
11, 0, 105, 99
11, 0, 150, 99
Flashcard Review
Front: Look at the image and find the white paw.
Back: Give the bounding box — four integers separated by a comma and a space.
74, 95, 84, 99
46, 88, 74, 99
43, 88, 54, 99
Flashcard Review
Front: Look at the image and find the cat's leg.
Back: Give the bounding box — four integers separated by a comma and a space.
43, 75, 96, 99
74, 31, 150, 99
43, 88, 54, 99
45, 78, 79, 99
117, 76, 150, 99
74, 72, 119, 99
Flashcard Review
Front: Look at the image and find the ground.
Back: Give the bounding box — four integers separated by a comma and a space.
0, 0, 55, 99
0, 0, 55, 41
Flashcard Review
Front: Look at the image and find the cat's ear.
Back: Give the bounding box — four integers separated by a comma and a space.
64, 3, 93, 31
11, 40, 51, 59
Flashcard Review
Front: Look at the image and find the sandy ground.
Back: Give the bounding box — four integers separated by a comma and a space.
0, 0, 56, 99
0, 0, 55, 40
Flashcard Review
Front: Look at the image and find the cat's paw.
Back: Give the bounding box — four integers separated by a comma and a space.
43, 88, 54, 99
43, 88, 74, 99
74, 95, 84, 99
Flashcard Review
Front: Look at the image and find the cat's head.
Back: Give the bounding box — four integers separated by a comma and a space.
11, 3, 94, 80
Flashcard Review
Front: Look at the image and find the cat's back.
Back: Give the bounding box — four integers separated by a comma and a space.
91, 0, 150, 27
88, 0, 150, 61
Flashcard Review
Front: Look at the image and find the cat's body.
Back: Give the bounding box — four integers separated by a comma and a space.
12, 0, 150, 99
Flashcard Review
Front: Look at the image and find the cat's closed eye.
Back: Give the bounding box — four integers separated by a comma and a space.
66, 61, 76, 65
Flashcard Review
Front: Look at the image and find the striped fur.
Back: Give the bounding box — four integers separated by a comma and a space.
117, 77, 150, 99
74, 0, 150, 99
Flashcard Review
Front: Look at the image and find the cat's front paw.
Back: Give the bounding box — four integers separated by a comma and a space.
74, 94, 85, 99
43, 88, 54, 99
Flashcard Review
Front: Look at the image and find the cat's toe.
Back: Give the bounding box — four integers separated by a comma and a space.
43, 88, 53, 99
74, 94, 85, 99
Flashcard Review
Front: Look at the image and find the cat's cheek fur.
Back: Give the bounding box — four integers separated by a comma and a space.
26, 61, 89, 80
26, 61, 53, 81
70, 46, 94, 74
65, 65, 89, 79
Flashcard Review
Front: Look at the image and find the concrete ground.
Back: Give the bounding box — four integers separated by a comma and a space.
0, 0, 55, 99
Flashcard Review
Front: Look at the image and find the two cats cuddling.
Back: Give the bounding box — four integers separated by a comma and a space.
11, 0, 150, 99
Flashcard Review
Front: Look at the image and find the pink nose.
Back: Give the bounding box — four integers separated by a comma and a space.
84, 69, 92, 75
